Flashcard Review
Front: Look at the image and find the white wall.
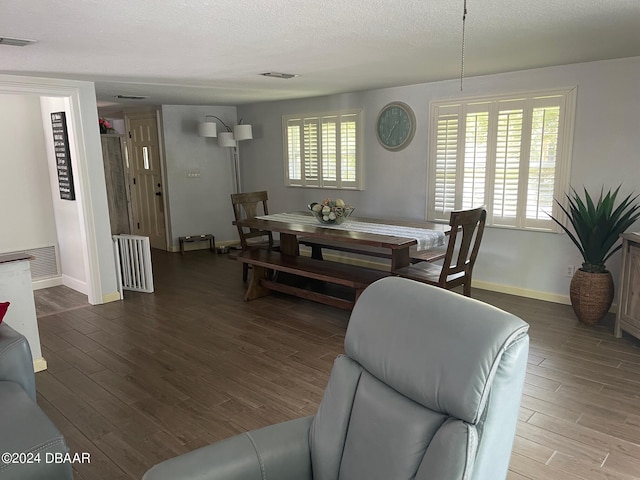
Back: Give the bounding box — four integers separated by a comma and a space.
0, 95, 58, 252
160, 105, 240, 247
237, 57, 640, 303
40, 96, 89, 291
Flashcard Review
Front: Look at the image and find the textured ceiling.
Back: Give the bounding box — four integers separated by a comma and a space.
1, 0, 639, 112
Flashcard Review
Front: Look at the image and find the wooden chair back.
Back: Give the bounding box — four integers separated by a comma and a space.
439, 206, 487, 285
231, 191, 275, 250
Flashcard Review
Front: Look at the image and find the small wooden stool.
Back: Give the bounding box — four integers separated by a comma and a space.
179, 234, 215, 254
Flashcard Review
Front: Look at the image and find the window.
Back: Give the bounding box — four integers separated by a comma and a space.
428, 88, 576, 231
283, 109, 363, 189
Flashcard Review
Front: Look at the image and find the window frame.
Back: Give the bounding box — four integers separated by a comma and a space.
427, 87, 577, 232
283, 108, 364, 190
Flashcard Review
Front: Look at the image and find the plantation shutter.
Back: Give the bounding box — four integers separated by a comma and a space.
427, 89, 574, 231
322, 116, 338, 186
492, 100, 524, 227
340, 113, 358, 187
430, 105, 460, 221
463, 106, 490, 211
286, 120, 302, 183
524, 98, 561, 229
284, 109, 363, 189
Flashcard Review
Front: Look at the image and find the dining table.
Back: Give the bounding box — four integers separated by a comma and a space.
248, 211, 448, 269
232, 211, 450, 309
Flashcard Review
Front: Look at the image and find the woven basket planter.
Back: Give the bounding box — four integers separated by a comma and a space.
569, 269, 614, 325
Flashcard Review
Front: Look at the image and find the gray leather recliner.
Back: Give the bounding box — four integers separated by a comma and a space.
144, 277, 529, 480
0, 323, 73, 480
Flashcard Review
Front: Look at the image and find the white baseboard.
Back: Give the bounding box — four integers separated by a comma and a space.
62, 274, 88, 295
33, 357, 47, 373
102, 291, 122, 303
471, 280, 571, 305
32, 276, 63, 290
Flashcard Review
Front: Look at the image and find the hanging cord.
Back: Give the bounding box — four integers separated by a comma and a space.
461, 0, 468, 91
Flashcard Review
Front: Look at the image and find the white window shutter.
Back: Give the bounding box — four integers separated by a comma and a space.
286, 120, 302, 183
431, 107, 460, 221
283, 109, 363, 190
428, 88, 575, 231
303, 118, 320, 186
492, 105, 524, 226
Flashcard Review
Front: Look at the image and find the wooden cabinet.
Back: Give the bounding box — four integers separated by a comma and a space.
615, 233, 640, 339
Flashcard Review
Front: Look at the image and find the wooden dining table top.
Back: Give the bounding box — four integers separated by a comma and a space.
235, 212, 449, 250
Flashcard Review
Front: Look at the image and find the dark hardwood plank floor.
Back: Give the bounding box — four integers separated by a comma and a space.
33, 250, 640, 479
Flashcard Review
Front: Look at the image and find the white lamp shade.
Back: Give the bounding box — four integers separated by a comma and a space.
234, 124, 253, 141
198, 121, 217, 137
218, 131, 237, 147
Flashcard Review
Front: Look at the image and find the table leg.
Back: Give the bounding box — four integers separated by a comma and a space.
391, 247, 411, 271
244, 265, 272, 301
280, 233, 300, 257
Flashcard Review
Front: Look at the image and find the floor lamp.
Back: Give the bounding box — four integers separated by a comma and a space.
198, 115, 253, 193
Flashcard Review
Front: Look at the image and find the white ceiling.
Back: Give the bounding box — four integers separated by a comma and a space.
2, 0, 639, 112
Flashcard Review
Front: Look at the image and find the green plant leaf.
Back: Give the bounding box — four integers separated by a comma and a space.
550, 185, 640, 269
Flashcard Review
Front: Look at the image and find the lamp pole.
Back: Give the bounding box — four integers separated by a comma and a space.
232, 146, 241, 194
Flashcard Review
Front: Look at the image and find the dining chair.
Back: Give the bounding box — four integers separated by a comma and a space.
392, 205, 487, 296
231, 191, 279, 282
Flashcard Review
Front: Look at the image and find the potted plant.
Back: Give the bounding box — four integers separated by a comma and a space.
550, 186, 640, 324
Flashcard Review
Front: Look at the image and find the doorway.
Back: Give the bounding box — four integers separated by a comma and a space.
0, 75, 120, 305
125, 111, 168, 250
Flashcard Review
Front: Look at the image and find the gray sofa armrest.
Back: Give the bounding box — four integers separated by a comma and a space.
0, 323, 36, 401
143, 416, 314, 480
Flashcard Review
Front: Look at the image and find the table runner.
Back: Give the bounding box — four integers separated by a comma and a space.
256, 213, 445, 251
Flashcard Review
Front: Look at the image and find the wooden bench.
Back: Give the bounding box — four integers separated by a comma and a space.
236, 249, 389, 310
299, 238, 447, 264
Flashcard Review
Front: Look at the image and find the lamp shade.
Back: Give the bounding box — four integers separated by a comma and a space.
234, 124, 253, 141
198, 121, 217, 137
218, 131, 237, 147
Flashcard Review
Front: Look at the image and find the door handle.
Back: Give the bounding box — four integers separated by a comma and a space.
155, 192, 162, 196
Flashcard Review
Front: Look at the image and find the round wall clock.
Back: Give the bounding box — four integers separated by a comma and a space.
376, 102, 416, 151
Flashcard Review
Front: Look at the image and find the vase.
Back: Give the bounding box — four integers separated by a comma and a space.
569, 269, 614, 325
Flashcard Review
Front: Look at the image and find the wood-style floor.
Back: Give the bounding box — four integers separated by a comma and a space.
33, 249, 640, 479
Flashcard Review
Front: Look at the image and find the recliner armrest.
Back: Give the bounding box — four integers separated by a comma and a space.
143, 416, 314, 480
0, 323, 36, 401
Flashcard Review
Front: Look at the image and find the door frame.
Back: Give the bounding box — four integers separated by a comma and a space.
124, 107, 171, 251
0, 74, 119, 305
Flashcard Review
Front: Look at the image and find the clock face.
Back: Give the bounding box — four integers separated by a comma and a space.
376, 102, 416, 151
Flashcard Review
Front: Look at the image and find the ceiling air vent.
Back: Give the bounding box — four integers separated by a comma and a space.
260, 72, 298, 79
114, 95, 149, 100
0, 36, 37, 47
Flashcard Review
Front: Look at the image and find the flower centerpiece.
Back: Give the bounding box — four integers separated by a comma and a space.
308, 198, 354, 225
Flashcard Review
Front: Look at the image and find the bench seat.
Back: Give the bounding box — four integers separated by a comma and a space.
236, 249, 389, 310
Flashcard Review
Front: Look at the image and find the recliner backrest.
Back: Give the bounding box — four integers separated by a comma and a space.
309, 277, 529, 480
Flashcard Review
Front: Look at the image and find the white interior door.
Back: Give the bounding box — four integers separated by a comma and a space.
126, 113, 167, 250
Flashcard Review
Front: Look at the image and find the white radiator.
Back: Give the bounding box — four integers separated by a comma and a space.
112, 235, 154, 296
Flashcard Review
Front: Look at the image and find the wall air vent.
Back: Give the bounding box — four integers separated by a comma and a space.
260, 72, 299, 79
114, 95, 149, 100
0, 36, 37, 47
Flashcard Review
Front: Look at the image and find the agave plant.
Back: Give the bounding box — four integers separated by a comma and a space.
550, 186, 640, 273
